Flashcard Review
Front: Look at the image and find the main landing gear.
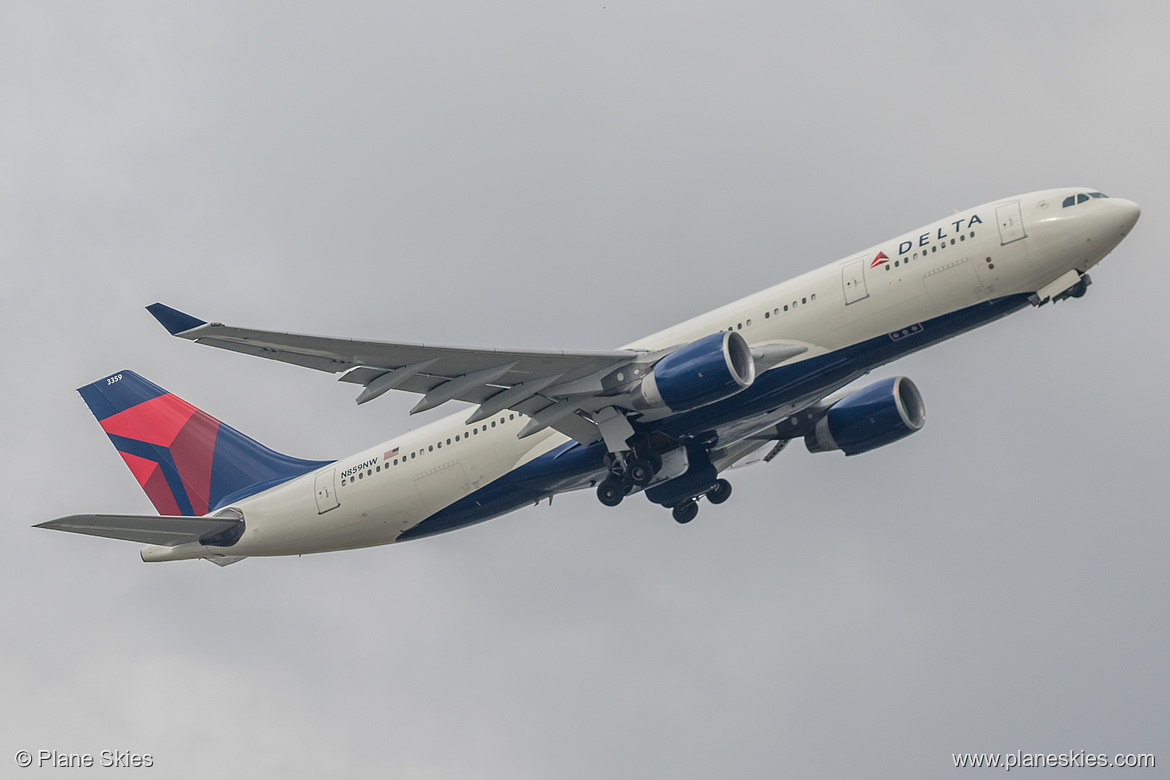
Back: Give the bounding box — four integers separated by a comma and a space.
668, 478, 732, 524
596, 478, 627, 507
595, 455, 656, 507
589, 417, 731, 524
706, 478, 732, 505
597, 467, 734, 526
672, 499, 699, 524
594, 451, 664, 508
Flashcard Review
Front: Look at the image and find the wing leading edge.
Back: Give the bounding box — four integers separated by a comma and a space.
146, 303, 648, 444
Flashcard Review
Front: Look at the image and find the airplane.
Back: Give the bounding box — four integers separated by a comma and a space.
37, 188, 1140, 565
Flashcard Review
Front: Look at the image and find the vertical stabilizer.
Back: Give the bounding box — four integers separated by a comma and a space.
78, 371, 330, 516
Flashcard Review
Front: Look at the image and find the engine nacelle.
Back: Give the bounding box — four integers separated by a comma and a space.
633, 332, 755, 412
805, 376, 925, 456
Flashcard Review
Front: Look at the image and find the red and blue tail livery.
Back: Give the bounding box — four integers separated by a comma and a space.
77, 371, 329, 516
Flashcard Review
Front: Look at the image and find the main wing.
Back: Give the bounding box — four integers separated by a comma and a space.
147, 303, 648, 444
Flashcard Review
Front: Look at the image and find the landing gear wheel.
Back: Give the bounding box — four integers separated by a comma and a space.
597, 479, 625, 507
628, 458, 655, 487
672, 499, 699, 524
707, 478, 732, 505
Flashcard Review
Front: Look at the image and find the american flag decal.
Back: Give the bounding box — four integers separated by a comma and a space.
384, 447, 399, 460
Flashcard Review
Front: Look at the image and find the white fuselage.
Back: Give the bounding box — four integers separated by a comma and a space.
141, 188, 1140, 562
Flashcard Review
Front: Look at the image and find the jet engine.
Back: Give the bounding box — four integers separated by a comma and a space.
805, 376, 925, 456
632, 332, 755, 412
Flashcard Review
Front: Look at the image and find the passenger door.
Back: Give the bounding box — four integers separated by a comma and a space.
996, 201, 1026, 245
314, 469, 340, 514
842, 257, 869, 304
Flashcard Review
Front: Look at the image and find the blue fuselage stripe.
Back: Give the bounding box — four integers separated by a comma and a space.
398, 294, 1031, 540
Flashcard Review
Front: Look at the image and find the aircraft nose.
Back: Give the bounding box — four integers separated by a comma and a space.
1114, 198, 1141, 235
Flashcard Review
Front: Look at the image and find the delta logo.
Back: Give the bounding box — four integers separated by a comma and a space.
870, 251, 889, 268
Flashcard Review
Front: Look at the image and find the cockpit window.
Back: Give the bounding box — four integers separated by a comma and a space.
1063, 191, 1107, 208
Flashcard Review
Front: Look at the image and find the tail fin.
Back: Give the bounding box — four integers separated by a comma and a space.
78, 371, 330, 516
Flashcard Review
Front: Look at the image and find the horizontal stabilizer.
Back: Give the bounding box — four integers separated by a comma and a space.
35, 513, 242, 547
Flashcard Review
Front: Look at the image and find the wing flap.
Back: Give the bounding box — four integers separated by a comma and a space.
35, 514, 242, 547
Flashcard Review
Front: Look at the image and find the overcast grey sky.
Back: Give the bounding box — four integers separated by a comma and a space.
3, 2, 1168, 777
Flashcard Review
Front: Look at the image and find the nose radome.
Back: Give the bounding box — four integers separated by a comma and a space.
1114, 198, 1141, 233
